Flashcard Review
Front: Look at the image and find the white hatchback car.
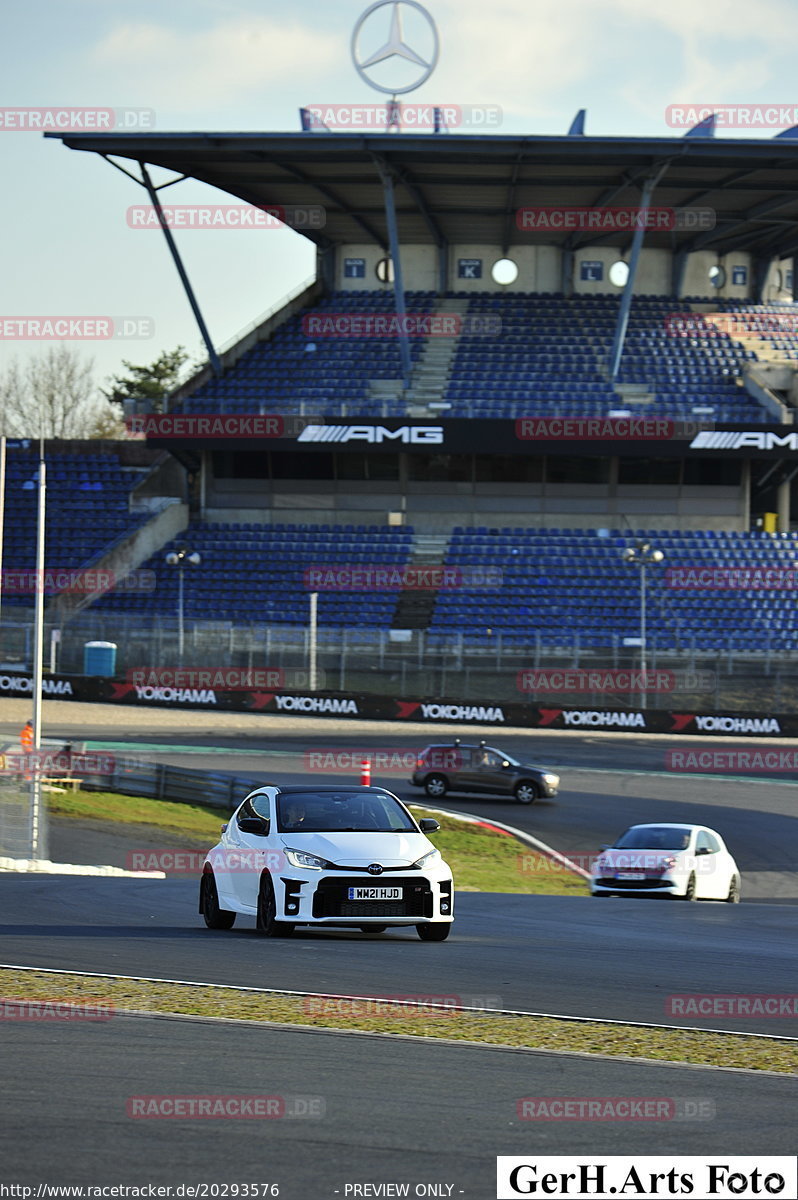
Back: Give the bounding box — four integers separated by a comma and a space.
200, 785, 454, 940
590, 823, 741, 902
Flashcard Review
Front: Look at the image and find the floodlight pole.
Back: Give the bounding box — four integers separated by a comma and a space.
308, 592, 318, 691
30, 437, 46, 860
0, 436, 6, 638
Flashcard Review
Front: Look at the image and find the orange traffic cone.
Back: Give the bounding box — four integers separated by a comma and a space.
360, 758, 371, 786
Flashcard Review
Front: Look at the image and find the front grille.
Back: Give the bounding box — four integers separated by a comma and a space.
338, 901, 408, 917
596, 877, 671, 890
313, 876, 432, 919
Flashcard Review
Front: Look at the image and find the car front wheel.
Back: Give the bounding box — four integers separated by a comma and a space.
256, 875, 294, 937
200, 869, 236, 930
514, 780, 539, 804
424, 774, 448, 799
416, 922, 451, 941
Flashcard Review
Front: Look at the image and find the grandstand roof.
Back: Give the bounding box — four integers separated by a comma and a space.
46, 130, 798, 258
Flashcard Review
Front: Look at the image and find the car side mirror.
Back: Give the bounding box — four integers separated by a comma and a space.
220, 823, 228, 834
238, 816, 269, 836
695, 846, 711, 855
418, 818, 440, 832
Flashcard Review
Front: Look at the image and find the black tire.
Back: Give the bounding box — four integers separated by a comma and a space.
424, 774, 448, 799
514, 780, 539, 805
256, 875, 294, 937
360, 925, 388, 934
683, 873, 697, 901
416, 922, 451, 941
200, 870, 236, 930
726, 875, 741, 903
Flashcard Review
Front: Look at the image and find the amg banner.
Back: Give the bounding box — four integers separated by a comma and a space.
140, 416, 798, 458
0, 671, 794, 736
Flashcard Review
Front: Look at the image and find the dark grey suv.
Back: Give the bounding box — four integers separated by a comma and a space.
410, 740, 560, 805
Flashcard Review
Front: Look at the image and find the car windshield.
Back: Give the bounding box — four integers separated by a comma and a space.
613, 826, 692, 851
274, 791, 417, 834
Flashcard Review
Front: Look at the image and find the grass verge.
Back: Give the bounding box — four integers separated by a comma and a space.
0, 968, 794, 1074
46, 789, 588, 895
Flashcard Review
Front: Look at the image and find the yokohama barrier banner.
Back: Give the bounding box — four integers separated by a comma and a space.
0, 671, 794, 737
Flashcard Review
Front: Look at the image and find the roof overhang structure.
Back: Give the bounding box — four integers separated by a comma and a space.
45, 129, 798, 259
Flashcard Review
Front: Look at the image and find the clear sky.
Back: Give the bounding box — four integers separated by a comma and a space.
2, 0, 796, 392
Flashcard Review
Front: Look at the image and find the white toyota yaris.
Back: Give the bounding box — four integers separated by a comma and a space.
590, 823, 741, 902
200, 785, 454, 940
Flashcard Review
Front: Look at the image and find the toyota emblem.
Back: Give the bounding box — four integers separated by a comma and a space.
368, 863, 384, 875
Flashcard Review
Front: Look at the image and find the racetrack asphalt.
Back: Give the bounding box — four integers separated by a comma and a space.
1, 1013, 796, 1193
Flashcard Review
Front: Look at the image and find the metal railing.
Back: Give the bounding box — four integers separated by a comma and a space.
2, 609, 798, 712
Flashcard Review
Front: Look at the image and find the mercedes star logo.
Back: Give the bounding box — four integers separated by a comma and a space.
351, 1, 439, 95
368, 863, 384, 875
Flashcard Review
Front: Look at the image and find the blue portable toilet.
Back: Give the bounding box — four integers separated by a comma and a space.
83, 641, 117, 676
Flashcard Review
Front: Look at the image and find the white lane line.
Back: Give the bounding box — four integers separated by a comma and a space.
1, 962, 794, 1042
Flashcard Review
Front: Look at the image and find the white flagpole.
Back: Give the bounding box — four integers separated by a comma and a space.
30, 437, 46, 859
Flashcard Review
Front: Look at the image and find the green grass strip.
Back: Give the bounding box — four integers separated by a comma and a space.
0, 968, 794, 1074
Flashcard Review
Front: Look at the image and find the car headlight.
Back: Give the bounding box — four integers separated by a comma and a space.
284, 848, 331, 871
543, 773, 559, 786
660, 856, 677, 871
412, 848, 440, 870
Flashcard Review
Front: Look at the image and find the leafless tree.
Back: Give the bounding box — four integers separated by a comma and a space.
0, 346, 122, 439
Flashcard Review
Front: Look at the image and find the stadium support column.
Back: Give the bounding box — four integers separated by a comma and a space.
376, 163, 413, 390
140, 166, 223, 385
609, 170, 666, 382
561, 249, 574, 297
777, 477, 791, 531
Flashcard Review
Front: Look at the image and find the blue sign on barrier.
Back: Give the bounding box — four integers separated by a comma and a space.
344, 258, 366, 278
